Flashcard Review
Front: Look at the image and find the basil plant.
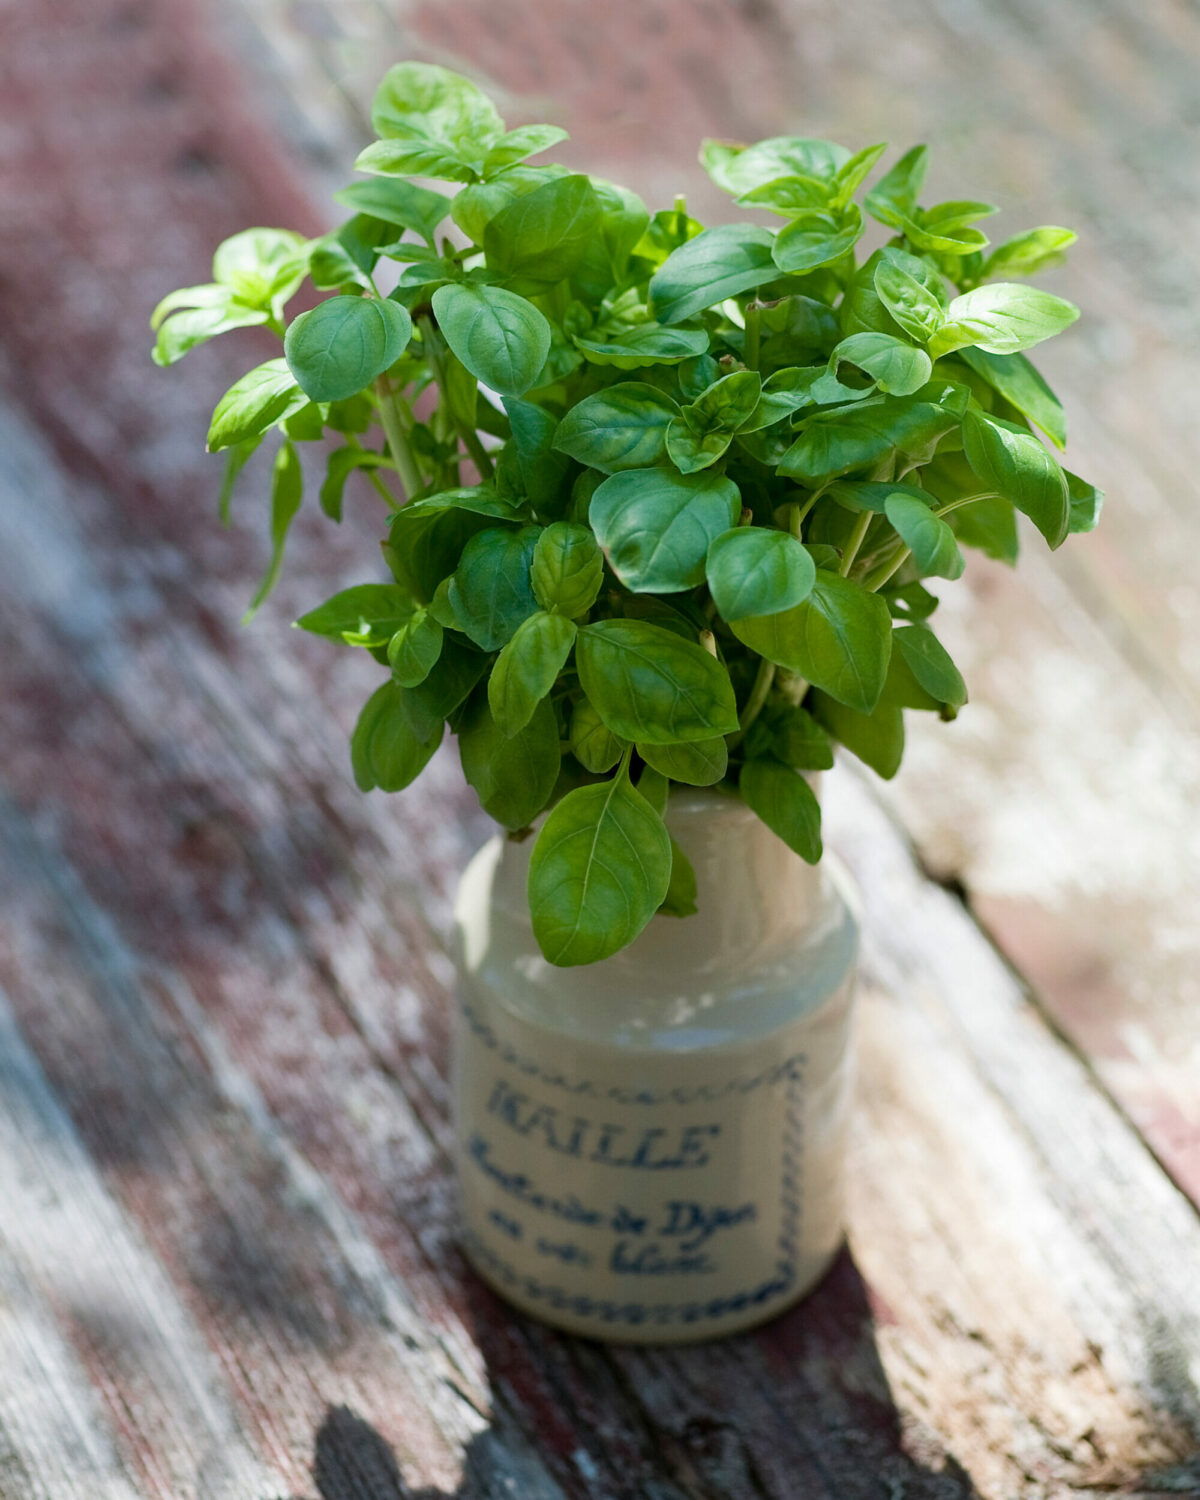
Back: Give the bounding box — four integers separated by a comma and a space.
154, 62, 1100, 967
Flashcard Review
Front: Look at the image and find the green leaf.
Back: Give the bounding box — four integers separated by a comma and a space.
659, 837, 699, 917
830, 332, 932, 397
930, 283, 1079, 359
244, 440, 303, 620
810, 691, 905, 778
744, 704, 834, 771
482, 124, 569, 177
207, 359, 307, 451
528, 768, 672, 965
779, 398, 959, 482
152, 299, 270, 366
701, 136, 850, 196
736, 173, 831, 217
569, 695, 627, 772
459, 694, 561, 830
431, 283, 551, 397
352, 681, 443, 793
400, 638, 488, 740
218, 435, 262, 525
319, 445, 390, 521
501, 395, 572, 510
284, 296, 412, 403
731, 569, 892, 714
333, 179, 452, 244
589, 469, 740, 592
1065, 469, 1104, 535
637, 736, 728, 786
830, 142, 888, 207
573, 322, 711, 368
449, 525, 540, 650
488, 611, 577, 736
450, 164, 569, 242
962, 410, 1069, 548
552, 382, 679, 472
296, 583, 415, 646
531, 522, 604, 616
484, 174, 602, 283
958, 347, 1066, 449
772, 205, 864, 275
370, 61, 504, 169
387, 610, 444, 687
901, 213, 989, 256
739, 760, 822, 863
636, 765, 669, 817
576, 619, 739, 744
894, 624, 967, 710
884, 493, 965, 580
864, 145, 928, 228
649, 224, 777, 325
873, 258, 946, 344
705, 527, 816, 621
667, 371, 762, 474
982, 226, 1076, 279
827, 479, 935, 514
212, 227, 308, 297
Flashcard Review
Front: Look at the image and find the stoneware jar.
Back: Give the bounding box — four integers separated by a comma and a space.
452, 785, 859, 1343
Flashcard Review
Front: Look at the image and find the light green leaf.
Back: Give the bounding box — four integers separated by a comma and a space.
285, 296, 412, 403
810, 691, 905, 778
779, 397, 959, 482
244, 440, 303, 620
528, 768, 672, 966
701, 136, 850, 195
576, 619, 739, 743
318, 445, 390, 521
830, 142, 888, 207
207, 359, 307, 452
482, 124, 569, 177
387, 610, 444, 687
484, 174, 603, 283
1065, 469, 1104, 535
772, 204, 863, 274
458, 694, 561, 830
739, 759, 822, 863
332, 179, 452, 244
370, 61, 504, 169
569, 695, 628, 772
488, 611, 577, 736
217, 435, 262, 525
894, 624, 967, 709
962, 410, 1069, 548
735, 173, 831, 217
295, 583, 415, 645
830, 331, 932, 397
930, 283, 1080, 359
731, 569, 893, 714
667, 370, 762, 472
958, 346, 1066, 449
705, 527, 816, 621
450, 164, 569, 243
864, 145, 928, 228
884, 492, 965, 579
873, 258, 946, 344
431, 282, 551, 397
352, 681, 443, 793
981, 226, 1076, 279
552, 382, 679, 472
531, 522, 605, 616
573, 322, 710, 368
449, 525, 541, 650
590, 469, 740, 592
649, 224, 777, 325
637, 737, 728, 786
152, 299, 269, 366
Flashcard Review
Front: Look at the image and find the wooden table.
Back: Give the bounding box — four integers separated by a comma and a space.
1, 2, 1199, 1495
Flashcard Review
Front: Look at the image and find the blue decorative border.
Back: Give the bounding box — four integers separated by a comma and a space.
461, 1028, 806, 1328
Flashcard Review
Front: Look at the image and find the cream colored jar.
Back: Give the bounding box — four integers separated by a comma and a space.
451, 786, 858, 1343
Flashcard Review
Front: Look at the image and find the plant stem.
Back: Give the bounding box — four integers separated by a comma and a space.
743, 301, 761, 371
418, 315, 495, 482
863, 546, 911, 592
346, 434, 402, 510
933, 490, 999, 517
840, 510, 872, 576
727, 656, 776, 750
373, 376, 423, 502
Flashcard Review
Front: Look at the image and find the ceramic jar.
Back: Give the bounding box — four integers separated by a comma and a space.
451, 786, 859, 1343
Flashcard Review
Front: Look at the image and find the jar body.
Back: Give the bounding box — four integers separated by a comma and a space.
451, 787, 859, 1343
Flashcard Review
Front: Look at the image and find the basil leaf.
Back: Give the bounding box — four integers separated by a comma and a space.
705, 527, 816, 621
152, 299, 270, 366
930, 283, 1080, 359
779, 398, 958, 482
659, 837, 699, 917
636, 765, 670, 817
449, 525, 541, 650
488, 611, 577, 737
458, 694, 560, 830
738, 760, 822, 863
894, 624, 967, 710
244, 440, 303, 620
590, 469, 740, 592
285, 296, 412, 403
884, 493, 965, 580
731, 569, 892, 714
810, 691, 905, 778
701, 136, 850, 195
431, 283, 551, 396
296, 583, 415, 645
573, 323, 710, 368
827, 479, 934, 514
830, 142, 888, 207
873, 258, 945, 344
552, 382, 679, 472
830, 332, 932, 398
736, 173, 831, 216
1066, 469, 1104, 535
400, 638, 488, 741
649, 224, 777, 325
370, 61, 504, 171
576, 619, 739, 743
864, 145, 928, 228
387, 610, 444, 688
958, 347, 1066, 449
901, 214, 989, 256
744, 705, 834, 771
962, 410, 1069, 548
528, 768, 671, 966
569, 695, 627, 772
352, 681, 444, 793
637, 737, 728, 786
531, 522, 604, 617
772, 205, 863, 275
451, 164, 568, 243
207, 359, 307, 451
482, 124, 570, 177
484, 174, 603, 283
332, 179, 452, 244
667, 370, 762, 473
502, 396, 573, 510
981, 226, 1076, 280
217, 435, 262, 524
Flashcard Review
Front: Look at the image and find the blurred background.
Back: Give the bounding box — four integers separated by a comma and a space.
2, 2, 1200, 1495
